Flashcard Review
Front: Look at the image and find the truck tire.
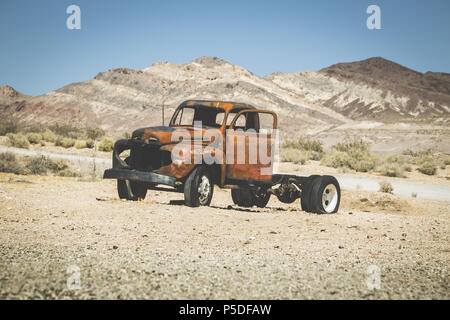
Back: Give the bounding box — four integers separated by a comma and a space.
309, 175, 340, 214
231, 188, 271, 208
117, 180, 147, 201
253, 189, 271, 208
231, 189, 254, 207
300, 175, 320, 212
184, 166, 214, 207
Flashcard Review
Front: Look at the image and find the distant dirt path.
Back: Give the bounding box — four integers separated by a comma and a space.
0, 145, 110, 165
336, 175, 450, 202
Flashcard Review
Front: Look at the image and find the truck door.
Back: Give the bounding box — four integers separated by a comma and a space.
225, 110, 277, 183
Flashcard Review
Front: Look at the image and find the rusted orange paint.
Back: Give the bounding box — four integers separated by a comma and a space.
130, 100, 278, 185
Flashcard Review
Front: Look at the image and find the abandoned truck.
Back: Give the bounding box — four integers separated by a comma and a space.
103, 100, 340, 213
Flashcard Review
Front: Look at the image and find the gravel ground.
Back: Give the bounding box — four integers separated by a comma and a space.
0, 173, 448, 299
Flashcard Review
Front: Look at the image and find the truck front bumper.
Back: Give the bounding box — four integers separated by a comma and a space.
103, 168, 177, 187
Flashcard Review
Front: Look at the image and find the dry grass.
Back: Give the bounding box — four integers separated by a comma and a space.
26, 132, 42, 144
0, 121, 106, 151
0, 152, 80, 177
320, 139, 379, 172
379, 181, 394, 194
6, 133, 30, 149
98, 137, 114, 152
417, 156, 437, 175
0, 152, 26, 174
280, 137, 323, 164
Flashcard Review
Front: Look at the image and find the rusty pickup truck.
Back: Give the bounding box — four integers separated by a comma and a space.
103, 100, 340, 213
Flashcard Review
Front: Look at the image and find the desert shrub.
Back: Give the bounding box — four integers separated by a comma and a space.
48, 123, 83, 139
85, 139, 94, 149
411, 192, 417, 198
298, 138, 323, 153
0, 152, 26, 174
75, 140, 87, 149
443, 158, 450, 166
6, 133, 30, 149
379, 181, 394, 194
52, 159, 69, 171
281, 137, 323, 162
55, 137, 75, 148
321, 149, 378, 172
385, 154, 406, 165
26, 132, 42, 144
58, 168, 80, 177
402, 148, 433, 163
333, 138, 369, 153
378, 163, 405, 177
282, 137, 323, 153
41, 129, 57, 143
353, 158, 378, 172
26, 156, 55, 175
98, 136, 114, 152
417, 157, 437, 175
321, 151, 352, 168
304, 150, 322, 161
403, 163, 412, 172
378, 154, 412, 177
280, 147, 307, 164
321, 138, 378, 172
86, 127, 105, 140
0, 120, 19, 136
25, 156, 70, 175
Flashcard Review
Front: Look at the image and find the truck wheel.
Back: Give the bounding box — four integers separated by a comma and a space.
231, 189, 254, 207
253, 188, 271, 208
309, 176, 340, 214
184, 166, 214, 207
117, 180, 147, 201
231, 188, 270, 208
300, 175, 320, 212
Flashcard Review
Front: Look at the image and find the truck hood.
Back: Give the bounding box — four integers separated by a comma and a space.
131, 126, 209, 145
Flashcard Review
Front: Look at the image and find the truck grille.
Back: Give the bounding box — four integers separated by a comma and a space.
130, 142, 172, 172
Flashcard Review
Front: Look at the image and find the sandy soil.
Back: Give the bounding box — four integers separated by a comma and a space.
0, 173, 448, 299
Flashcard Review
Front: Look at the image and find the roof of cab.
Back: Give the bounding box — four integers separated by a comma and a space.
180, 100, 256, 112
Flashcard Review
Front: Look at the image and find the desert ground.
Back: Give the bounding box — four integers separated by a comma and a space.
0, 169, 448, 299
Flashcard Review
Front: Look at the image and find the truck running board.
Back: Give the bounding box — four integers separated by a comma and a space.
103, 168, 176, 187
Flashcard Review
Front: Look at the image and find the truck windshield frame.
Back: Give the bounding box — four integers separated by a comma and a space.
170, 105, 226, 128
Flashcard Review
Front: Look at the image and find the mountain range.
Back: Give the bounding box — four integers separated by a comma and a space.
1, 56, 449, 135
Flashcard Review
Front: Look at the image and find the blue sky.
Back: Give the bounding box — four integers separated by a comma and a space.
1, 0, 449, 96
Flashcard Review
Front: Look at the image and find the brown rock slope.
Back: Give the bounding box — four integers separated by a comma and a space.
1, 57, 449, 135
267, 57, 450, 123
0, 57, 348, 134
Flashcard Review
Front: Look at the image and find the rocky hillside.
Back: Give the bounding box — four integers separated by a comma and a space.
0, 85, 29, 105
0, 57, 350, 135
267, 57, 450, 122
1, 57, 449, 135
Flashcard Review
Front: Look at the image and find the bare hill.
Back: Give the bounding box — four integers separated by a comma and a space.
1, 57, 449, 136
267, 57, 450, 122
0, 85, 29, 105
0, 57, 349, 134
